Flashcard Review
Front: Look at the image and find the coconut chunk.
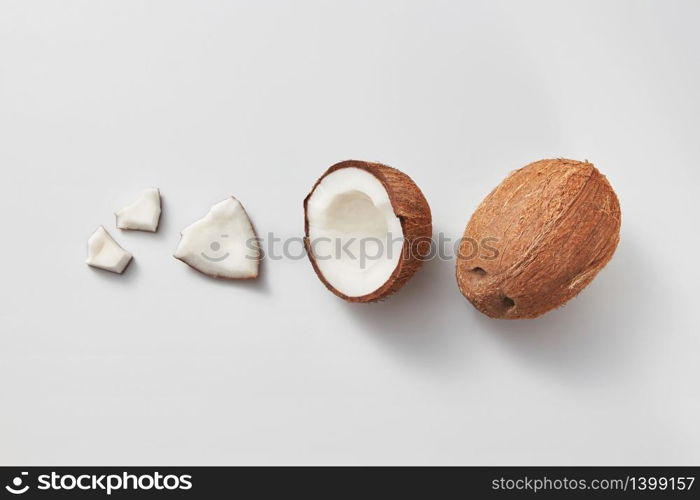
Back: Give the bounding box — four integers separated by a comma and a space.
115, 188, 162, 232
304, 160, 432, 302
86, 226, 133, 274
174, 197, 260, 279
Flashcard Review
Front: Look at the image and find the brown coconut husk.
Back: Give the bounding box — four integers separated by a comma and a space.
456, 158, 621, 319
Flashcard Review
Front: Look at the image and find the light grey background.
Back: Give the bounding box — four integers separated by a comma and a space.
1, 0, 698, 465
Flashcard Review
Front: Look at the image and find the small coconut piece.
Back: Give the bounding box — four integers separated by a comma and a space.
304, 160, 432, 302
174, 197, 260, 279
115, 188, 162, 232
456, 158, 621, 319
86, 226, 133, 274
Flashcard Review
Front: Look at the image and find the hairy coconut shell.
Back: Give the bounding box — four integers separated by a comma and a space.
304, 160, 432, 302
456, 158, 621, 319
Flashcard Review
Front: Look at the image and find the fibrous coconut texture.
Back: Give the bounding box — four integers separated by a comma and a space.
304, 160, 432, 302
116, 188, 162, 232
86, 226, 133, 274
456, 159, 621, 319
174, 197, 260, 279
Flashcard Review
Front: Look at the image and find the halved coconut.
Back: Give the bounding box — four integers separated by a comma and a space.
86, 226, 133, 274
174, 197, 260, 279
115, 187, 162, 232
304, 160, 432, 302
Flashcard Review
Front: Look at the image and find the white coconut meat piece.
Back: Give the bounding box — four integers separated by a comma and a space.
86, 226, 133, 274
174, 197, 260, 279
115, 188, 162, 232
306, 167, 404, 297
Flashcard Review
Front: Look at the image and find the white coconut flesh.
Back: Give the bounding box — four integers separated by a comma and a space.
306, 167, 404, 297
86, 226, 133, 274
174, 197, 259, 279
116, 188, 162, 232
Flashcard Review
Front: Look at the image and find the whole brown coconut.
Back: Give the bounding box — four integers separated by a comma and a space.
304, 160, 432, 302
456, 158, 621, 319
